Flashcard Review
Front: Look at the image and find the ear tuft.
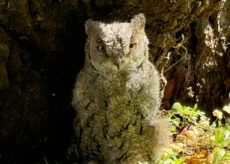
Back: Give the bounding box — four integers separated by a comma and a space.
85, 19, 94, 35
131, 13, 146, 30
85, 19, 102, 36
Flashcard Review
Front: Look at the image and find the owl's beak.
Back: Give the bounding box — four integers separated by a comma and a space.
115, 57, 124, 69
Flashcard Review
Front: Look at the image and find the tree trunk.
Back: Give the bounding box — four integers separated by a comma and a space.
0, 0, 229, 163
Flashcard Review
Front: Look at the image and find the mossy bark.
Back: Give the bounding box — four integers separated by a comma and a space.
0, 0, 229, 163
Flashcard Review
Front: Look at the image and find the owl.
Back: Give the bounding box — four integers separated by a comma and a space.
72, 13, 169, 164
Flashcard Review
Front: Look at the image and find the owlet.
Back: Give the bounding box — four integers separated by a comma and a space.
72, 13, 169, 164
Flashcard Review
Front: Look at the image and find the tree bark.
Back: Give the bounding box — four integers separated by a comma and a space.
0, 0, 229, 163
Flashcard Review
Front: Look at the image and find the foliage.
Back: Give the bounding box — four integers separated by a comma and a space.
159, 102, 230, 164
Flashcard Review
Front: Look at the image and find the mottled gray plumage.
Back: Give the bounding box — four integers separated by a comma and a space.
72, 13, 169, 164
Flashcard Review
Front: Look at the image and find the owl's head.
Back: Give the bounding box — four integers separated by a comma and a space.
84, 13, 149, 75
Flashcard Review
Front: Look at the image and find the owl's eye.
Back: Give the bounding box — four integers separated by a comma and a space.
129, 43, 137, 49
97, 45, 105, 52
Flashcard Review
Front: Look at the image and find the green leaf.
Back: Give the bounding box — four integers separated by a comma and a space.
171, 117, 181, 127
193, 104, 198, 111
215, 128, 225, 145
158, 159, 173, 164
172, 102, 183, 112
223, 152, 230, 160
170, 126, 178, 133
162, 148, 178, 158
213, 148, 225, 164
158, 158, 183, 164
173, 159, 183, 164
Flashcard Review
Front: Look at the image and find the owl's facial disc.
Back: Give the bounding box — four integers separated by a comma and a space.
92, 36, 141, 71
88, 22, 147, 73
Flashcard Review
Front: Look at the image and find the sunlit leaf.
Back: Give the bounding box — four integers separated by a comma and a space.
172, 102, 184, 112
215, 128, 225, 145
223, 104, 230, 114
173, 159, 183, 164
161, 102, 230, 163
213, 148, 225, 164
170, 117, 181, 127
212, 110, 223, 120
223, 152, 230, 160
193, 104, 198, 111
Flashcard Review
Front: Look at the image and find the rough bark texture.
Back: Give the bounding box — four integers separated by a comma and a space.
0, 0, 229, 163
